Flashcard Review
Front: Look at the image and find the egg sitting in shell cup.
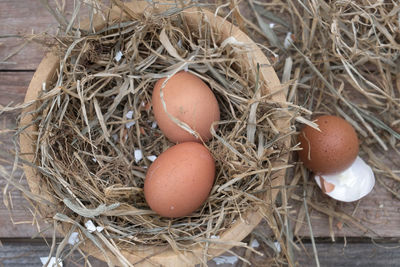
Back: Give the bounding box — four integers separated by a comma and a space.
297, 115, 375, 202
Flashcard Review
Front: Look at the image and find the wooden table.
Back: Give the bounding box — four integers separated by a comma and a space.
1, 1, 399, 266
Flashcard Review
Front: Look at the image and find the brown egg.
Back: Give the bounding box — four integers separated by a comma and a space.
297, 115, 359, 174
144, 142, 215, 218
152, 71, 220, 143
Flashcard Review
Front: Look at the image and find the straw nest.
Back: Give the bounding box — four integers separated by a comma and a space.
16, 2, 292, 260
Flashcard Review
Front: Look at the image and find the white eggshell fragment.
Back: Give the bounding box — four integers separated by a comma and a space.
212, 255, 238, 265
314, 156, 375, 202
40, 257, 63, 267
114, 51, 123, 62
146, 155, 157, 162
134, 149, 143, 163
85, 220, 97, 233
68, 232, 80, 245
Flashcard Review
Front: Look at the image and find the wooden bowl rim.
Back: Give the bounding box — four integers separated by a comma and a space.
20, 1, 288, 266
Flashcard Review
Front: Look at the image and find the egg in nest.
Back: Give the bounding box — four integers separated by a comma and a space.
152, 71, 220, 143
144, 142, 215, 218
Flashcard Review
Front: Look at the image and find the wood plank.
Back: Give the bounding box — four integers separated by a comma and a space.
0, 120, 55, 238
295, 186, 400, 238
0, 0, 108, 71
0, 239, 51, 266
0, 72, 56, 238
1, 238, 399, 266
0, 238, 244, 266
294, 147, 400, 238
295, 240, 400, 267
0, 71, 33, 105
0, 1, 60, 70
0, 72, 34, 238
0, 238, 108, 267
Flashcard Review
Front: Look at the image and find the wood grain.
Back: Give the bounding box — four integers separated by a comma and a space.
293, 145, 400, 238
1, 238, 399, 267
0, 239, 51, 266
0, 72, 33, 105
0, 239, 108, 267
295, 240, 400, 267
0, 1, 59, 70
0, 72, 57, 238
294, 179, 400, 238
0, 238, 247, 266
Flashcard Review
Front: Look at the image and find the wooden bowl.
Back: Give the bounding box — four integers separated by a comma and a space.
20, 1, 288, 266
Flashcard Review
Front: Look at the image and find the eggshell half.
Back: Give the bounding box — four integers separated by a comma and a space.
152, 71, 220, 143
144, 142, 215, 218
315, 156, 375, 202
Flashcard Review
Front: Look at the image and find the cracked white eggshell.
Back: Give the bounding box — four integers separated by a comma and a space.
315, 156, 375, 202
